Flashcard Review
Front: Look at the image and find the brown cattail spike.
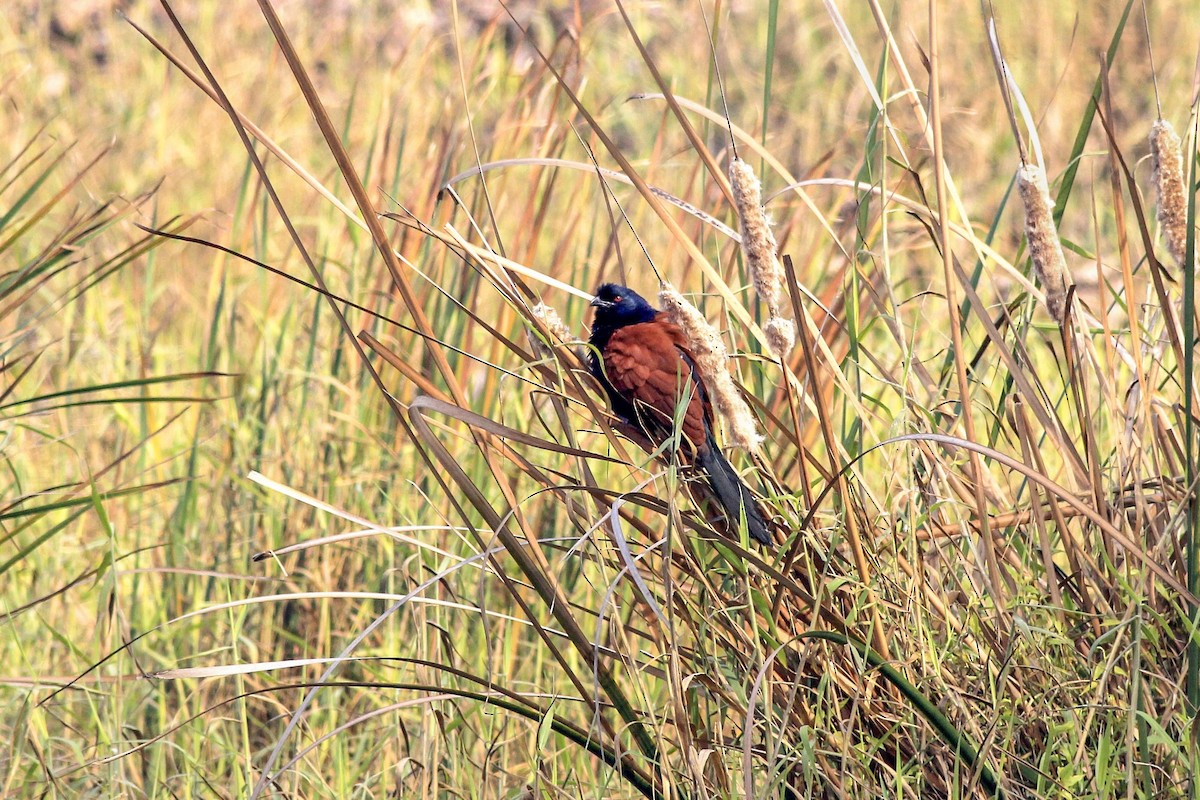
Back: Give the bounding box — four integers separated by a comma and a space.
1150, 119, 1189, 270
730, 157, 795, 357
658, 282, 764, 451
1016, 164, 1070, 322
730, 158, 784, 310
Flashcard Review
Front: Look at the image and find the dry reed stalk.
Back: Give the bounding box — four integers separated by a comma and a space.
658, 282, 764, 451
1017, 164, 1070, 322
1150, 119, 1189, 269
729, 157, 796, 356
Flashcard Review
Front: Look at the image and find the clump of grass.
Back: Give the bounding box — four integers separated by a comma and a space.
0, 133, 217, 576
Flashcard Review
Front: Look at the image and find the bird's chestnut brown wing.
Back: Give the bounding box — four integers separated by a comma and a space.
602, 322, 711, 452
672, 342, 716, 434
652, 315, 717, 437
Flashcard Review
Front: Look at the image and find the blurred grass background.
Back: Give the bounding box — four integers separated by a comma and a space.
3, 0, 1200, 797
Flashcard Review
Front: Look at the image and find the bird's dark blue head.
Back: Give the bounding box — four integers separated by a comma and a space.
589, 283, 657, 330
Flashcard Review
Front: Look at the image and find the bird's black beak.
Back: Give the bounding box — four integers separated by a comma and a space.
590, 297, 614, 309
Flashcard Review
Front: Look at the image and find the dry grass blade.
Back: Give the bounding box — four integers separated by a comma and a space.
929, 1, 1005, 616
444, 157, 742, 241
611, 0, 735, 208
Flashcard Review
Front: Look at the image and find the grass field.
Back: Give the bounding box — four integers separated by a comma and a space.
4, 0, 1200, 797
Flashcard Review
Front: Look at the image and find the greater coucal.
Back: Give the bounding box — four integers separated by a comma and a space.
588, 283, 771, 545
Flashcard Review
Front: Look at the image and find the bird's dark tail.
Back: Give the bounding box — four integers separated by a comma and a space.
695, 435, 772, 546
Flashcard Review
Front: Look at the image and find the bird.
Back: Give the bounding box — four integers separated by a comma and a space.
588, 282, 772, 546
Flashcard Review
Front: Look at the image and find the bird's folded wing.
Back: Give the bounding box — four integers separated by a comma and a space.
603, 322, 711, 450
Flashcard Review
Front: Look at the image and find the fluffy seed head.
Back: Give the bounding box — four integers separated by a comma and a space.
730, 158, 786, 313
658, 282, 763, 451
764, 317, 796, 358
1016, 164, 1070, 322
532, 303, 572, 341
730, 157, 797, 359
1150, 119, 1190, 269
527, 302, 573, 360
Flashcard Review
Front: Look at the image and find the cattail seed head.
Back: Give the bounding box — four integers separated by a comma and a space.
532, 302, 572, 341
1150, 119, 1190, 270
527, 302, 573, 360
658, 282, 764, 451
1016, 164, 1070, 322
730, 158, 785, 313
730, 157, 797, 358
764, 317, 796, 358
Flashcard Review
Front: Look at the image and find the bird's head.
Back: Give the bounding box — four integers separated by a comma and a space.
590, 283, 657, 328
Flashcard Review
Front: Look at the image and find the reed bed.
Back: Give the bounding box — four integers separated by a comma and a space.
3, 1, 1199, 797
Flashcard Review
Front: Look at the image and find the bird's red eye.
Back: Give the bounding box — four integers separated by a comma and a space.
612, 295, 622, 302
